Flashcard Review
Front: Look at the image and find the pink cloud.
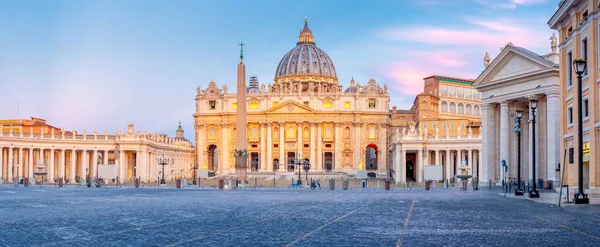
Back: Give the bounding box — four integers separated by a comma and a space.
410, 50, 468, 67
473, 0, 546, 9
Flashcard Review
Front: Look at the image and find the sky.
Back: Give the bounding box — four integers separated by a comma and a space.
0, 0, 559, 142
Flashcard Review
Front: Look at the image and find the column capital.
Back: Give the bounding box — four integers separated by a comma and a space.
545, 92, 560, 99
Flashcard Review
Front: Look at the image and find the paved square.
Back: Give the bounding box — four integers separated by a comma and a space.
1, 186, 599, 246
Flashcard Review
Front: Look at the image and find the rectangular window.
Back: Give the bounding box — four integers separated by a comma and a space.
344, 101, 351, 109
440, 85, 448, 96
324, 101, 332, 108
582, 38, 588, 75
368, 99, 376, 108
232, 102, 237, 110
423, 124, 427, 129
433, 124, 437, 130
583, 10, 589, 22
583, 98, 589, 118
568, 106, 574, 125
250, 102, 259, 109
303, 101, 309, 106
448, 86, 456, 97
442, 123, 447, 129
461, 123, 465, 129
450, 123, 455, 130
209, 100, 216, 110
567, 51, 573, 87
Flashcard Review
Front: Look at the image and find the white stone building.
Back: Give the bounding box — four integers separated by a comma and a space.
474, 41, 560, 187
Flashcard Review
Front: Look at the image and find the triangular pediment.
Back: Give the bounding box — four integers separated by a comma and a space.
265, 100, 317, 114
475, 46, 556, 87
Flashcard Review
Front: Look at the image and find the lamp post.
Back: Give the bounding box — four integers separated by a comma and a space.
529, 99, 540, 198
158, 155, 170, 185
514, 110, 524, 196
303, 159, 310, 183
294, 153, 303, 186
573, 59, 589, 204
192, 164, 198, 185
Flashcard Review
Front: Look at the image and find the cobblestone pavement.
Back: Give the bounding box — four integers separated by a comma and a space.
1, 186, 599, 247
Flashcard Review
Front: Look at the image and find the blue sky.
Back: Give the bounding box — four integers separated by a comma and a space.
0, 0, 558, 141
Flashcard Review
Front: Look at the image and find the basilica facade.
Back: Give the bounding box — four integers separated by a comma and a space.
194, 20, 391, 177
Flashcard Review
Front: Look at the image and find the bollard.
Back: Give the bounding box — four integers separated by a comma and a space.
329, 179, 335, 190
488, 179, 492, 190
219, 179, 224, 189
273, 177, 276, 188
342, 180, 349, 190
425, 180, 431, 191
24, 177, 29, 187
385, 179, 390, 190
176, 179, 181, 189
58, 178, 63, 188
135, 178, 140, 188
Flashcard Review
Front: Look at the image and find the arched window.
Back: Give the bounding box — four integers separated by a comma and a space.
344, 127, 351, 138
441, 101, 448, 112
286, 126, 296, 138
369, 127, 376, 140
251, 127, 258, 139
466, 104, 472, 114
273, 127, 279, 140
325, 126, 332, 138
449, 102, 456, 113
458, 103, 464, 114
474, 105, 481, 115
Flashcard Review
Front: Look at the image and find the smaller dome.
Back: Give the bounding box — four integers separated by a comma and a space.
247, 76, 261, 93
344, 77, 357, 92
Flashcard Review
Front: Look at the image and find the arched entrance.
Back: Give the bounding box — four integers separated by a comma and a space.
366, 144, 378, 170
273, 158, 279, 172
207, 145, 218, 171
406, 160, 415, 182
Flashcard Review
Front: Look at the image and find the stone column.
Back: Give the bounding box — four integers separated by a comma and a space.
70, 150, 76, 182
0, 148, 3, 182
49, 149, 55, 181
468, 149, 473, 176
378, 123, 387, 175
221, 124, 229, 174
416, 149, 423, 183
28, 148, 34, 179
334, 123, 341, 170
8, 148, 13, 182
499, 102, 510, 184
316, 123, 322, 171
197, 124, 205, 172
260, 123, 267, 171
354, 123, 361, 169
435, 150, 440, 166
142, 150, 148, 182
445, 150, 451, 180
103, 150, 109, 165
478, 150, 483, 179
60, 149, 66, 179
279, 122, 285, 171
400, 149, 407, 183
91, 150, 98, 179
80, 151, 87, 181
267, 123, 273, 171
546, 93, 560, 184
297, 122, 303, 158
309, 123, 315, 170
481, 104, 495, 184
119, 150, 126, 180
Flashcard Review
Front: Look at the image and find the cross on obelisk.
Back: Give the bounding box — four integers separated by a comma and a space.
239, 42, 245, 62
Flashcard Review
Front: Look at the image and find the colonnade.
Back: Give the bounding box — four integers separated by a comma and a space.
393, 147, 481, 183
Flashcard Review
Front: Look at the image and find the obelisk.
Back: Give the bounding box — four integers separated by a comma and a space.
235, 42, 248, 181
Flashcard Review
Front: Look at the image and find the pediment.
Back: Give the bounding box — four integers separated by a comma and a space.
265, 100, 316, 114
475, 46, 556, 88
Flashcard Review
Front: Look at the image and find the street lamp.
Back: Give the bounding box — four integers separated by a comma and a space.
529, 99, 540, 198
192, 164, 198, 185
514, 110, 524, 196
158, 155, 170, 185
294, 153, 303, 186
303, 159, 310, 184
573, 59, 590, 204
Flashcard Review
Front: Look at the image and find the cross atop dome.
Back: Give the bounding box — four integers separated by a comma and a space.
298, 18, 314, 45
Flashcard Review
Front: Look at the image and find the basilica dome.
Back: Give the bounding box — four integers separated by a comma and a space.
274, 19, 338, 84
